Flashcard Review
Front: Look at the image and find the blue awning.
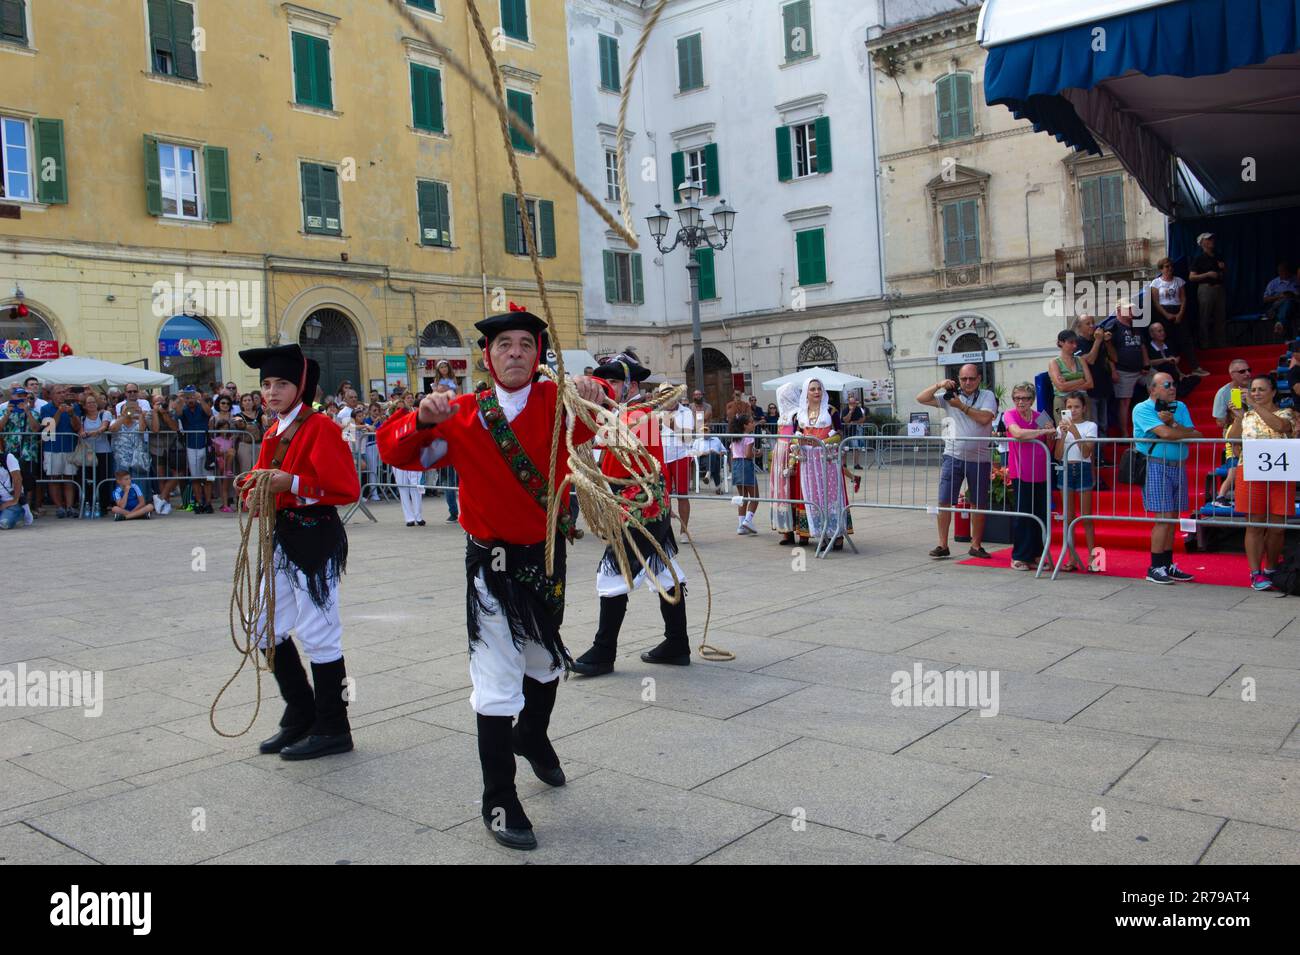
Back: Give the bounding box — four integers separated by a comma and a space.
980, 0, 1300, 214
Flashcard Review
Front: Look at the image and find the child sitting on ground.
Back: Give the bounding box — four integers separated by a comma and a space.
110, 468, 154, 521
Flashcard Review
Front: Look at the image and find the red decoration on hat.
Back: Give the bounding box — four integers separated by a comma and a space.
508, 301, 526, 312
60, 343, 73, 356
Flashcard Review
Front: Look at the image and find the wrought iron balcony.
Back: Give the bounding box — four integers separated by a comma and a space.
1055, 238, 1151, 278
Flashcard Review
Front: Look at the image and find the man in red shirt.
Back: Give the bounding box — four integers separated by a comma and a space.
234, 344, 361, 761
570, 356, 691, 678
377, 306, 609, 851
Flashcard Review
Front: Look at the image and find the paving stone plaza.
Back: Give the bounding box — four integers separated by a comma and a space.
2, 500, 1298, 865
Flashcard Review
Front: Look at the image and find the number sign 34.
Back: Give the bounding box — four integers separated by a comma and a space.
1243, 439, 1300, 481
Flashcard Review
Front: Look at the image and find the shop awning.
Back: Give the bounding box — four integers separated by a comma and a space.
980, 0, 1300, 214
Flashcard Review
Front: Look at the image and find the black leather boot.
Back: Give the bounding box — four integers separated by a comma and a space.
479, 713, 536, 850
513, 676, 564, 787
641, 586, 691, 666
571, 594, 627, 676
258, 639, 316, 754
280, 657, 354, 760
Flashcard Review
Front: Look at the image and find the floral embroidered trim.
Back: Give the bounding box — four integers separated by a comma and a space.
477, 389, 578, 540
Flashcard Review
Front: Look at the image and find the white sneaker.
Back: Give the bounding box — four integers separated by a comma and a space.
736, 525, 747, 535
153, 494, 167, 514
742, 524, 758, 535
23, 504, 33, 525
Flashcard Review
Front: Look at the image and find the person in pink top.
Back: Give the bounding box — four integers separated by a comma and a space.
730, 413, 759, 534
1002, 382, 1057, 570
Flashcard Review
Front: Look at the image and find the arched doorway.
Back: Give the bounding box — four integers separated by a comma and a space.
300, 308, 360, 398
418, 320, 468, 394
0, 306, 59, 383
797, 335, 838, 370
683, 347, 732, 416
158, 314, 223, 390
950, 332, 996, 390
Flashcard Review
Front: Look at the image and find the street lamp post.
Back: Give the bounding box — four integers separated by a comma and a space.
646, 182, 737, 398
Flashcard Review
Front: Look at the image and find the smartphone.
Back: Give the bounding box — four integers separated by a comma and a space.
1062, 409, 1073, 421
1230, 388, 1243, 409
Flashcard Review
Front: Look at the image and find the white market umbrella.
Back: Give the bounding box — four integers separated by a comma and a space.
760, 366, 870, 392
0, 356, 175, 390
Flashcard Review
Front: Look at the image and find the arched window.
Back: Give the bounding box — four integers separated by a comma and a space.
950, 332, 995, 390
797, 335, 838, 369
0, 305, 57, 383
158, 314, 222, 389
419, 320, 462, 349
936, 73, 973, 142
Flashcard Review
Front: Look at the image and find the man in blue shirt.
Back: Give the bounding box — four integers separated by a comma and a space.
178, 386, 214, 513
1132, 373, 1201, 584
41, 384, 82, 519
1265, 260, 1300, 340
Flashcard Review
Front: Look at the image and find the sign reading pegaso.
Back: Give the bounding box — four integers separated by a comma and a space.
934, 316, 1001, 354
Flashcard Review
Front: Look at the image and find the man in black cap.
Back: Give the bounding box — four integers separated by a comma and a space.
234, 344, 361, 760
378, 304, 611, 851
570, 355, 691, 678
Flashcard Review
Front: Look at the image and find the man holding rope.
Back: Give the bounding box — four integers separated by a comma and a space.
377, 305, 610, 851
570, 356, 692, 677
234, 344, 361, 761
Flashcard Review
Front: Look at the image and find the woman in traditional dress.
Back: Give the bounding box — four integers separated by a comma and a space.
791, 378, 853, 551
769, 381, 800, 544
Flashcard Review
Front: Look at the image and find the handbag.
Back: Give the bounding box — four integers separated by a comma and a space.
71, 439, 97, 468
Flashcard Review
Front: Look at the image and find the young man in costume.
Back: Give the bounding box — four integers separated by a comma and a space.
234, 344, 361, 761
570, 355, 691, 678
377, 305, 610, 851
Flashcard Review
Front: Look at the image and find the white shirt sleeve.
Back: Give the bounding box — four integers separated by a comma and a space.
288, 475, 320, 505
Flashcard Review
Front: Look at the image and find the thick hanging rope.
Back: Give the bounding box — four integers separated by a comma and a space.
210, 470, 279, 737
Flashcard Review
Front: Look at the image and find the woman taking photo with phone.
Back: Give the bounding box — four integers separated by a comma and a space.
1054, 393, 1099, 572
1226, 374, 1295, 590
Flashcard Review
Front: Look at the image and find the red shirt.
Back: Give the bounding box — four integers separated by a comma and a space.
255, 407, 360, 509
377, 379, 608, 545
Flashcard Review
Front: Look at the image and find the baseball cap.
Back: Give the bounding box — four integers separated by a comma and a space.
1197, 232, 1214, 243
11, 387, 27, 396
182, 385, 197, 393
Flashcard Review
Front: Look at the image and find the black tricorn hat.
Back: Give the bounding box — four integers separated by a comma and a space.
474, 304, 549, 350
590, 354, 651, 383
239, 344, 320, 402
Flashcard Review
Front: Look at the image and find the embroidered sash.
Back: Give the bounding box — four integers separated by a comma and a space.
476, 389, 578, 540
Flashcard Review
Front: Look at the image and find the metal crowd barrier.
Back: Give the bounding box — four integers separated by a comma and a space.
837, 433, 1054, 576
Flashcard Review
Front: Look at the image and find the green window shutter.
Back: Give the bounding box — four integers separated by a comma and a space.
783, 1, 812, 61
936, 76, 955, 141
1101, 174, 1125, 244
960, 199, 979, 263
436, 181, 451, 246
417, 180, 440, 245
172, 0, 197, 80
670, 150, 685, 203
796, 229, 825, 286
703, 142, 720, 196
1, 0, 28, 44
33, 118, 67, 205
954, 75, 973, 138
320, 165, 340, 233
599, 35, 620, 91
312, 36, 332, 110
147, 0, 173, 70
814, 116, 832, 174
632, 253, 644, 305
292, 32, 314, 105
603, 251, 617, 303
411, 64, 443, 132
507, 90, 534, 153
144, 135, 162, 216
301, 163, 319, 231
1080, 177, 1101, 249
203, 145, 230, 222
677, 34, 702, 91
501, 0, 527, 41
942, 203, 961, 265
539, 199, 556, 258
503, 193, 520, 254
776, 126, 792, 182
695, 247, 716, 300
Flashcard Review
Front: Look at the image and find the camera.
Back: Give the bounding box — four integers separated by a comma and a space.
943, 389, 958, 402
1154, 398, 1176, 413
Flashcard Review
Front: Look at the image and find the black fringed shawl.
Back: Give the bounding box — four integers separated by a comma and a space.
597, 510, 678, 582
466, 535, 571, 670
274, 505, 348, 610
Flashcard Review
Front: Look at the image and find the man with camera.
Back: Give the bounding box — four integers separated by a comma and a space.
916, 363, 998, 559
1132, 372, 1201, 584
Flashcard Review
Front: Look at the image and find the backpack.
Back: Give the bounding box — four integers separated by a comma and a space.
1270, 537, 1300, 596
1118, 448, 1147, 485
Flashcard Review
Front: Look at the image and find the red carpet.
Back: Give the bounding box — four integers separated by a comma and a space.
959, 545, 1250, 588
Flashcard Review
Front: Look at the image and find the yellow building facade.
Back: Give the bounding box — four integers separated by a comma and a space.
0, 0, 583, 394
